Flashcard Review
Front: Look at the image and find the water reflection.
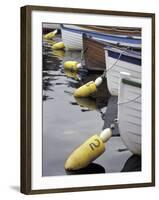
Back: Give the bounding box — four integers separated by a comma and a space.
74, 97, 99, 111
73, 97, 106, 121
53, 50, 65, 58
121, 155, 141, 172
63, 69, 80, 81
43, 95, 53, 101
65, 163, 105, 175
103, 96, 119, 136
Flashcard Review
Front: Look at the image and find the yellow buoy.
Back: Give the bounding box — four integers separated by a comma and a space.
74, 81, 97, 97
64, 61, 81, 71
73, 77, 103, 98
52, 42, 65, 50
64, 128, 112, 170
43, 29, 58, 40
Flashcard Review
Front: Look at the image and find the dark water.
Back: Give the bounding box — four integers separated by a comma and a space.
42, 34, 141, 176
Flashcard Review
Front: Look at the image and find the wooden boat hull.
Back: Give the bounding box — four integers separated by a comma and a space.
83, 35, 106, 71
105, 47, 141, 96
118, 73, 141, 155
61, 25, 141, 50
79, 25, 141, 37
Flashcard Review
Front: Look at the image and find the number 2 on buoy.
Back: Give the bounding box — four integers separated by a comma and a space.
89, 139, 100, 151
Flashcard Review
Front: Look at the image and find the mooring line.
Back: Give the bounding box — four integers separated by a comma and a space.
118, 94, 141, 105
101, 46, 130, 79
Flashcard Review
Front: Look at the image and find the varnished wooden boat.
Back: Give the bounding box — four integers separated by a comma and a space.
61, 24, 141, 50
118, 72, 141, 155
83, 34, 141, 72
83, 34, 106, 71
79, 25, 141, 37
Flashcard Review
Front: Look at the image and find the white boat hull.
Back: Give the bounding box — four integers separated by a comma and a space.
61, 25, 141, 51
61, 27, 83, 50
43, 23, 60, 30
105, 48, 141, 96
118, 73, 141, 155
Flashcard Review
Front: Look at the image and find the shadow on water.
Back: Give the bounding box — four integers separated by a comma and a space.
65, 163, 105, 175
103, 96, 120, 136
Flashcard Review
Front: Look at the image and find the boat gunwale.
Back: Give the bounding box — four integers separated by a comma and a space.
105, 49, 141, 65
78, 24, 141, 36
83, 33, 141, 54
104, 45, 141, 57
122, 78, 141, 88
60, 24, 141, 45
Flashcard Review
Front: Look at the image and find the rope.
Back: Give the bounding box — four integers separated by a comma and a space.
109, 94, 141, 130
118, 94, 141, 105
98, 109, 105, 120
101, 46, 130, 79
80, 47, 88, 66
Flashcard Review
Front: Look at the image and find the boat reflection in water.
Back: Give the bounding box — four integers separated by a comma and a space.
122, 155, 141, 172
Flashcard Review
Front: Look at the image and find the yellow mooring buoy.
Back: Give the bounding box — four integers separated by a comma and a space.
52, 42, 65, 50
64, 61, 81, 71
64, 128, 112, 170
73, 77, 103, 98
43, 29, 58, 40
